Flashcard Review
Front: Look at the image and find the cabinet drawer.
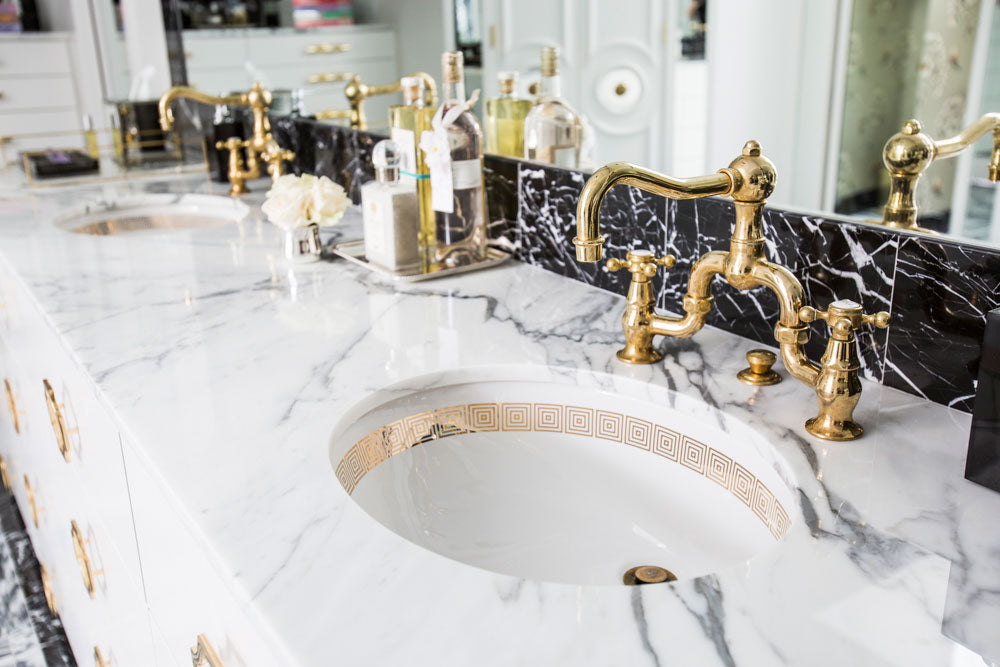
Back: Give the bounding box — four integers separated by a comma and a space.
186, 68, 252, 97
0, 109, 82, 158
245, 28, 396, 66
124, 440, 293, 667
0, 39, 72, 76
182, 33, 247, 69
0, 76, 76, 111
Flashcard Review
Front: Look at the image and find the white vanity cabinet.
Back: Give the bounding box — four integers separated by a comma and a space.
184, 25, 399, 127
0, 259, 156, 665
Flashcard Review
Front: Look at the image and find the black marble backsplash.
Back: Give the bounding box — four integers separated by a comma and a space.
274, 117, 1000, 413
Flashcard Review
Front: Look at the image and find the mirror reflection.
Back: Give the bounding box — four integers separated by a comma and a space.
64, 0, 1000, 248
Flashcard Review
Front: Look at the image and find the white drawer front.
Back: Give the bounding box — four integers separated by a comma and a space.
0, 39, 72, 75
0, 76, 76, 111
182, 34, 248, 69
124, 440, 293, 667
245, 28, 396, 66
186, 68, 252, 97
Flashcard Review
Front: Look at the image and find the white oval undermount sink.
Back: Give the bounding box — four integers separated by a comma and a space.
329, 369, 799, 586
54, 193, 248, 235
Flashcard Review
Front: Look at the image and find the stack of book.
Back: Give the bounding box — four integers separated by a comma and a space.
293, 0, 353, 29
0, 3, 21, 33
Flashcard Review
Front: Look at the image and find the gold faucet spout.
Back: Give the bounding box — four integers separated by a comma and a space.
574, 162, 733, 262
158, 87, 246, 131
337, 71, 439, 130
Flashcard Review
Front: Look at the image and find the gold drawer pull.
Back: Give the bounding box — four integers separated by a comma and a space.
94, 646, 111, 667
0, 454, 8, 491
24, 474, 44, 528
5, 378, 22, 434
191, 634, 224, 666
304, 42, 350, 55
306, 71, 352, 84
40, 563, 58, 617
71, 520, 103, 598
42, 379, 74, 461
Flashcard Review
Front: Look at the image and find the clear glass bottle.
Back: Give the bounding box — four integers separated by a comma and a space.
289, 89, 308, 118
485, 71, 532, 158
389, 76, 436, 266
427, 50, 488, 267
524, 46, 581, 168
82, 114, 100, 160
361, 140, 420, 271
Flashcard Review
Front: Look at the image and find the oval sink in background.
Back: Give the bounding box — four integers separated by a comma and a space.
329, 370, 798, 586
53, 194, 249, 235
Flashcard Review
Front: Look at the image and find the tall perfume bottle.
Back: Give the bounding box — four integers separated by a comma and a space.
485, 71, 532, 158
389, 76, 436, 264
361, 140, 420, 271
524, 46, 581, 168
423, 51, 487, 267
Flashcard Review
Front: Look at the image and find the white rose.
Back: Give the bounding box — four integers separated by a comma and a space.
262, 174, 314, 230
310, 175, 350, 227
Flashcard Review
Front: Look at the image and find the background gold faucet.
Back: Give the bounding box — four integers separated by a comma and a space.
315, 72, 437, 130
158, 81, 295, 195
575, 141, 890, 441
881, 114, 1000, 231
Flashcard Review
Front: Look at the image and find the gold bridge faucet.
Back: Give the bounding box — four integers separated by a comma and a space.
158, 81, 295, 196
315, 72, 437, 130
881, 114, 1000, 231
574, 141, 890, 441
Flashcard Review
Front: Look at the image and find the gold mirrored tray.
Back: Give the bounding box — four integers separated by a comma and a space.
329, 240, 512, 282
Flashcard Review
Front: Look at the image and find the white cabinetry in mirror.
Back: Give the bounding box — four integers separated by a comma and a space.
481, 0, 672, 169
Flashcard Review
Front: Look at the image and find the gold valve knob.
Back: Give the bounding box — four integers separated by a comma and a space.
737, 349, 781, 386
40, 563, 58, 617
606, 250, 676, 278
799, 301, 891, 339
71, 520, 103, 599
191, 634, 224, 666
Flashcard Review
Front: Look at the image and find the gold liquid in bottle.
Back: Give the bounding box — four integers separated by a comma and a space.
82, 114, 100, 160
524, 46, 581, 168
389, 76, 437, 268
485, 72, 532, 158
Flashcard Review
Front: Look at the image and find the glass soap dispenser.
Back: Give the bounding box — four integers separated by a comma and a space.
524, 46, 581, 168
362, 140, 420, 271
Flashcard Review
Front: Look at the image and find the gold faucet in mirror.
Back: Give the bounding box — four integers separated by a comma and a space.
158, 81, 295, 196
881, 114, 1000, 231
574, 141, 890, 441
315, 72, 437, 129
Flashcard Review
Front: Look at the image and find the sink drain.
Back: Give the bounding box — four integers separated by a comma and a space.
622, 565, 677, 585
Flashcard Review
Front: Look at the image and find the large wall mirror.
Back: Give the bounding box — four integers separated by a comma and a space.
88, 0, 1000, 247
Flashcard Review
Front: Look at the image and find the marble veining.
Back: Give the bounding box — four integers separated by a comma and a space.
274, 116, 1000, 412
884, 235, 1000, 411
0, 173, 997, 665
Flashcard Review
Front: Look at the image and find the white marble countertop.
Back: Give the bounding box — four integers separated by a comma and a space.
0, 171, 998, 666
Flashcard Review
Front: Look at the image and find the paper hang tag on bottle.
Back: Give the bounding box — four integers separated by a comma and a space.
419, 89, 480, 214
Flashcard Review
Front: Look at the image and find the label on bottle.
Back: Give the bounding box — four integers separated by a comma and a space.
452, 158, 482, 190
362, 187, 387, 264
391, 127, 418, 182
553, 147, 577, 169
422, 128, 454, 213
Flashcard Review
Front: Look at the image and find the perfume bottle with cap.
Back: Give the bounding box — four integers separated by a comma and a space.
524, 46, 581, 168
389, 75, 436, 264
361, 140, 420, 271
424, 50, 487, 268
485, 71, 532, 158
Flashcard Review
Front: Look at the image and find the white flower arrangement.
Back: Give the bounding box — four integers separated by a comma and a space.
261, 173, 350, 230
